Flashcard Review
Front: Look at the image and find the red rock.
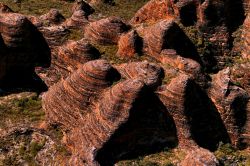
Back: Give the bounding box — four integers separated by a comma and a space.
209, 68, 250, 147
39, 9, 65, 25
116, 30, 142, 58
42, 59, 119, 128
39, 25, 70, 47
130, 0, 177, 25
37, 39, 101, 86
64, 10, 89, 28
115, 60, 164, 89
84, 16, 130, 45
143, 20, 199, 61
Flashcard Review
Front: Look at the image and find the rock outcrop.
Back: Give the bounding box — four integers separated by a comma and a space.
39, 9, 65, 25
157, 73, 230, 150
0, 12, 50, 88
84, 17, 130, 45
115, 61, 164, 89
209, 68, 250, 147
0, 3, 13, 13
42, 60, 119, 128
130, 0, 176, 25
143, 20, 199, 61
116, 30, 141, 58
37, 39, 101, 86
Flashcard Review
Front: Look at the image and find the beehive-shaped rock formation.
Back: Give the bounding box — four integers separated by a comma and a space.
130, 0, 176, 25
39, 25, 70, 47
116, 61, 164, 89
42, 59, 119, 129
84, 16, 130, 45
39, 9, 65, 25
157, 73, 230, 150
209, 68, 250, 147
0, 12, 50, 87
64, 10, 89, 28
143, 20, 199, 61
53, 39, 100, 74
116, 30, 142, 58
160, 49, 201, 76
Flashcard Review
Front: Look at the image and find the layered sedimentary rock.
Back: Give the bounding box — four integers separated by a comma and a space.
64, 10, 89, 28
64, 0, 94, 28
160, 49, 201, 76
143, 20, 199, 61
157, 73, 230, 150
115, 61, 164, 89
116, 30, 141, 58
42, 60, 119, 128
130, 0, 176, 25
180, 148, 219, 166
39, 25, 70, 46
242, 14, 250, 59
209, 68, 250, 147
0, 12, 50, 87
39, 9, 65, 25
53, 39, 100, 74
37, 39, 101, 86
84, 17, 130, 45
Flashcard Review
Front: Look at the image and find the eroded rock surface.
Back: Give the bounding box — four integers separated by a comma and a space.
84, 17, 130, 45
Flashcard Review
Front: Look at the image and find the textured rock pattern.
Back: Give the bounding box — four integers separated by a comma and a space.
117, 30, 141, 58
84, 17, 130, 45
209, 68, 250, 147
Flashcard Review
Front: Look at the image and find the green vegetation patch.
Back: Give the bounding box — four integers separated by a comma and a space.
215, 143, 250, 166
0, 93, 44, 129
93, 0, 149, 20
1, 0, 74, 17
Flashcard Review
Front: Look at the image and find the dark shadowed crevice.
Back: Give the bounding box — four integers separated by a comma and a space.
179, 3, 197, 26
95, 89, 178, 166
184, 81, 230, 151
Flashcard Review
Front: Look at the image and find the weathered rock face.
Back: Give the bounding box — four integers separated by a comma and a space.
157, 73, 230, 150
143, 20, 199, 61
180, 148, 219, 166
209, 68, 250, 147
39, 25, 70, 47
42, 59, 119, 128
130, 0, 176, 25
39, 9, 65, 25
116, 30, 142, 58
0, 12, 50, 88
242, 14, 250, 59
84, 16, 130, 45
72, 0, 95, 16
115, 61, 164, 89
43, 59, 177, 165
37, 39, 101, 86
160, 49, 201, 76
64, 10, 89, 28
